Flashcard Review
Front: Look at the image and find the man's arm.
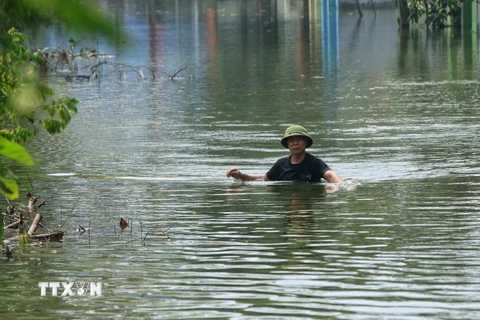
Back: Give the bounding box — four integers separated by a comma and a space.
323, 170, 343, 183
226, 168, 269, 182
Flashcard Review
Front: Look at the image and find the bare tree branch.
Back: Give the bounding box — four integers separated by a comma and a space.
162, 67, 187, 81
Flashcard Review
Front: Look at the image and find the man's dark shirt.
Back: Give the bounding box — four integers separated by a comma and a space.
266, 153, 331, 182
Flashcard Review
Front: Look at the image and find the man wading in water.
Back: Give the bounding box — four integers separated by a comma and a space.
226, 125, 343, 183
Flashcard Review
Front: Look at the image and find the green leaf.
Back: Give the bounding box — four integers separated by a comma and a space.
40, 119, 65, 134
27, 0, 124, 42
0, 176, 19, 199
0, 137, 34, 165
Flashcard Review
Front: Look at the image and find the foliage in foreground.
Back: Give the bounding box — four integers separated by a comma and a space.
0, 0, 119, 199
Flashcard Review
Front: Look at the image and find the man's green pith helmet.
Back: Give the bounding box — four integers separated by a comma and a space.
281, 125, 313, 148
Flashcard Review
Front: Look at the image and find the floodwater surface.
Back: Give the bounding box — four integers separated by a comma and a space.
1, 0, 480, 319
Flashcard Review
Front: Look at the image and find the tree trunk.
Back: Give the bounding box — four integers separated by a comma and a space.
399, 0, 410, 29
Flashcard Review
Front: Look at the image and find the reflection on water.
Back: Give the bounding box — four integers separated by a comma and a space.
2, 0, 480, 319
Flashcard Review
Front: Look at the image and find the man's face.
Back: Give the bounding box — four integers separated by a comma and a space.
287, 136, 307, 154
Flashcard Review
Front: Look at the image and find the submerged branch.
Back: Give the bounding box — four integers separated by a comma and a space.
2, 192, 65, 252
36, 42, 184, 82
4, 231, 64, 244
27, 213, 42, 236
162, 67, 188, 81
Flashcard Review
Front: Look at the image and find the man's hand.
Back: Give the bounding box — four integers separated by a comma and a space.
226, 168, 242, 179
226, 169, 267, 182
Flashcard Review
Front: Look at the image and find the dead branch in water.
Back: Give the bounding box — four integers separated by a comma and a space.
4, 219, 22, 229
2, 192, 65, 253
27, 213, 43, 236
35, 40, 187, 82
89, 61, 156, 80
4, 231, 64, 244
162, 67, 188, 81
30, 231, 64, 242
34, 39, 162, 81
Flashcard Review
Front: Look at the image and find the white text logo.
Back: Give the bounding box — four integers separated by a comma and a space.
38, 282, 102, 296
